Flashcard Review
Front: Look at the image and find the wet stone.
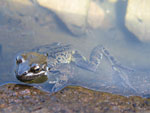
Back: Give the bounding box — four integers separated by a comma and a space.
0, 84, 150, 113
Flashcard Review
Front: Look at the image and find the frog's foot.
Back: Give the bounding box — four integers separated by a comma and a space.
113, 70, 137, 93
100, 46, 134, 72
50, 75, 68, 92
48, 64, 72, 92
47, 70, 69, 92
98, 46, 137, 93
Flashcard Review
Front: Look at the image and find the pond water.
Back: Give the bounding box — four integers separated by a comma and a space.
0, 0, 150, 97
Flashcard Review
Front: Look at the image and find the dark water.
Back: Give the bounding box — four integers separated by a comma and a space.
0, 0, 150, 97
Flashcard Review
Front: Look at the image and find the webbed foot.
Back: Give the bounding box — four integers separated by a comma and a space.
50, 74, 69, 92
48, 64, 71, 92
98, 46, 137, 93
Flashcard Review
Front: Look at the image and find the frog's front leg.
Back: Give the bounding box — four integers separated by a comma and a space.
47, 71, 69, 92
50, 73, 69, 92
48, 64, 72, 92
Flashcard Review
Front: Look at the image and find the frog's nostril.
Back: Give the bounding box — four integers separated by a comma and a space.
17, 70, 28, 76
23, 71, 28, 75
16, 56, 25, 64
16, 59, 22, 64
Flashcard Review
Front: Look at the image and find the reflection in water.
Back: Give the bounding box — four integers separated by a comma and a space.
0, 0, 150, 97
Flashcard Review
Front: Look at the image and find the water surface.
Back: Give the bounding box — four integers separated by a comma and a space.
0, 0, 150, 97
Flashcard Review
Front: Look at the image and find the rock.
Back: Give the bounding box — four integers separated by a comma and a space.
37, 0, 91, 36
0, 0, 34, 17
1, 84, 150, 113
87, 2, 105, 29
125, 0, 150, 42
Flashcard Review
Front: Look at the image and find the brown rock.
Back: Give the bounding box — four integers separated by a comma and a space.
0, 84, 150, 113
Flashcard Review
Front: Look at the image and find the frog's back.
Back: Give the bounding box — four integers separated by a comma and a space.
32, 42, 75, 66
32, 42, 73, 56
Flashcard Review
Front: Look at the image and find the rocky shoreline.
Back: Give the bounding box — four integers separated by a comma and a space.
0, 84, 150, 113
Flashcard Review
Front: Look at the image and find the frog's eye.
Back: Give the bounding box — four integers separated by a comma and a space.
34, 66, 40, 72
30, 64, 41, 73
16, 55, 25, 64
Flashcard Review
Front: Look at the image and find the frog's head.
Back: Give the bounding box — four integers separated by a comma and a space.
15, 52, 49, 83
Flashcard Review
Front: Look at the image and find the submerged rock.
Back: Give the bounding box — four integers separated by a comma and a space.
37, 0, 105, 36
37, 0, 91, 36
87, 1, 105, 29
125, 0, 150, 42
0, 84, 150, 113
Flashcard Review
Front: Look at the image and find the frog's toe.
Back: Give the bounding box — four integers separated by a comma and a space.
51, 85, 58, 92
51, 82, 67, 92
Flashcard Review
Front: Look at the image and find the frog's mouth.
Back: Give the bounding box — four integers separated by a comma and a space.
16, 71, 48, 83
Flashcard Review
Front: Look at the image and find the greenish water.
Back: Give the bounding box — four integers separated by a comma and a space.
0, 0, 150, 97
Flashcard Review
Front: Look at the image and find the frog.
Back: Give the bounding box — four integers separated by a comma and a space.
15, 42, 136, 93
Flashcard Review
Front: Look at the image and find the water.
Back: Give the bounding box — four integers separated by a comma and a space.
0, 0, 150, 97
